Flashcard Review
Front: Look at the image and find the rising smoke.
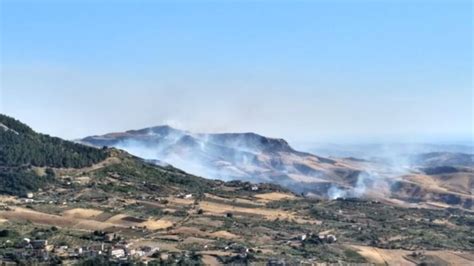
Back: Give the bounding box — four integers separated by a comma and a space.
111, 128, 267, 182
83, 126, 466, 200
326, 171, 395, 200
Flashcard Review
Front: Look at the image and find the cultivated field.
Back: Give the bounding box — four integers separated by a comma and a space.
352, 245, 474, 266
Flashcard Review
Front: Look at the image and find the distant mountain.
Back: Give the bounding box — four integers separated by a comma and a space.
411, 152, 474, 168
81, 125, 359, 193
80, 126, 474, 210
297, 142, 474, 160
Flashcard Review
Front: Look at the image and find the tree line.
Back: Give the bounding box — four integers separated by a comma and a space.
0, 114, 108, 168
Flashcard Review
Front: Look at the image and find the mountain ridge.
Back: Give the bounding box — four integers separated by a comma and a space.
80, 125, 348, 188
80, 124, 474, 210
83, 125, 297, 154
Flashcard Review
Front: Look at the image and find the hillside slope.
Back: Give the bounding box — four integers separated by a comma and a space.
0, 115, 239, 197
81, 126, 474, 210
0, 114, 110, 196
81, 126, 359, 192
0, 114, 108, 168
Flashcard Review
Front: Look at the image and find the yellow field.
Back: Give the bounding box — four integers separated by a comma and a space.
0, 207, 172, 231
62, 208, 103, 219
254, 192, 296, 202
204, 193, 265, 206
141, 219, 174, 230
0, 207, 120, 231
209, 230, 239, 239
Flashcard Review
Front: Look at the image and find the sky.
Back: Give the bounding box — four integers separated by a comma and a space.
0, 0, 472, 144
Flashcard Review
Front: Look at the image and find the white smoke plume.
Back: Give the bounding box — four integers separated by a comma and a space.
327, 170, 395, 200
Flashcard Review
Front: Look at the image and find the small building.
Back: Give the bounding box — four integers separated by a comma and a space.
129, 249, 146, 257
176, 193, 193, 199
110, 248, 126, 258
317, 234, 337, 243
301, 234, 308, 241
74, 247, 83, 254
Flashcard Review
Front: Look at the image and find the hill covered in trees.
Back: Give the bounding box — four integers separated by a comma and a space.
0, 114, 108, 195
0, 114, 108, 168
0, 114, 226, 197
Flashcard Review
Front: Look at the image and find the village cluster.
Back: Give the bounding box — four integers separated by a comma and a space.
0, 230, 164, 264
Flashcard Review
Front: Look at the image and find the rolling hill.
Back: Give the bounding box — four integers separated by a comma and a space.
80, 126, 361, 192
81, 125, 474, 210
0, 115, 234, 197
0, 114, 473, 265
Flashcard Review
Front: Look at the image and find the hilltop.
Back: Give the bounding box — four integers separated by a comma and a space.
81, 125, 357, 193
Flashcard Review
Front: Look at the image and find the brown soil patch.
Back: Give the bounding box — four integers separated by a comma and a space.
0, 195, 19, 204
351, 245, 414, 265
201, 255, 221, 266
351, 245, 474, 266
425, 250, 474, 265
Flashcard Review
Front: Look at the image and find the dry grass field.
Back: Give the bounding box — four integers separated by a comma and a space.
0, 207, 119, 231
62, 208, 103, 219
105, 214, 173, 230
351, 245, 474, 266
351, 245, 415, 265
0, 207, 173, 231
209, 230, 239, 239
197, 200, 295, 220
204, 193, 265, 207
254, 192, 296, 202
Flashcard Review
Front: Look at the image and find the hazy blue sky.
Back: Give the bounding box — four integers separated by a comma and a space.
1, 0, 472, 143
